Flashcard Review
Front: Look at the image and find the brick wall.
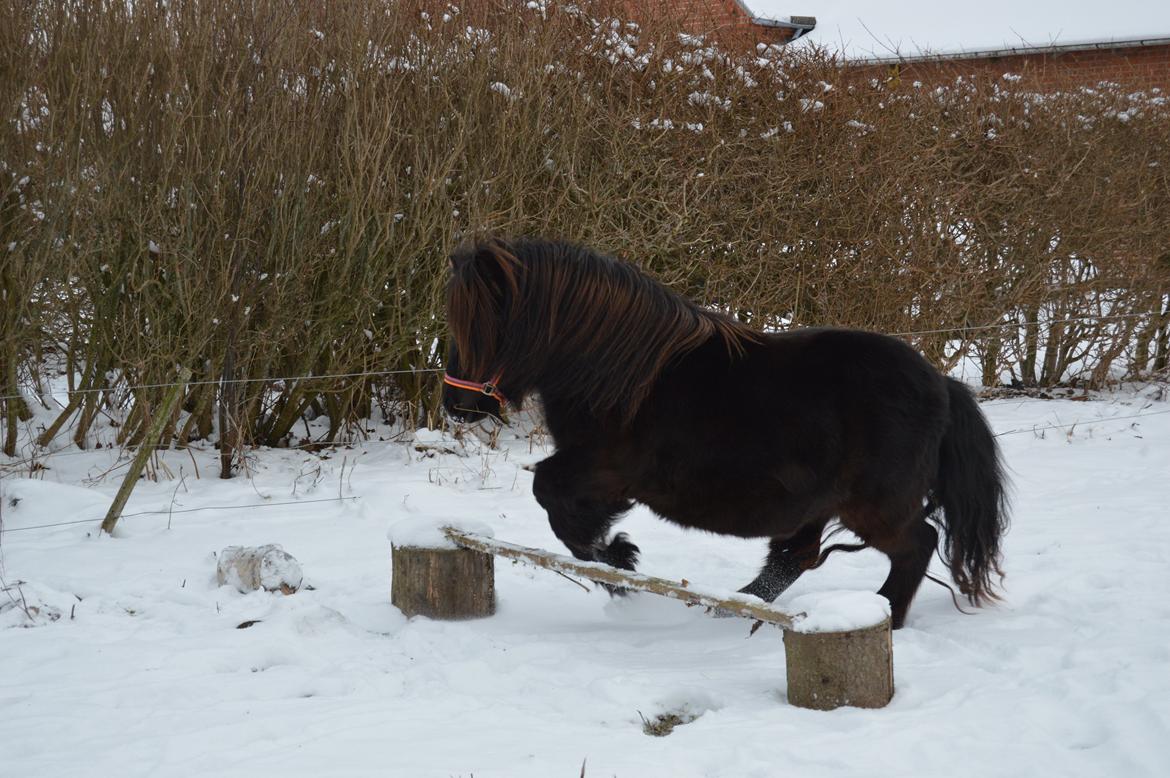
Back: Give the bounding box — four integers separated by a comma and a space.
620, 0, 795, 45
434, 0, 797, 48
853, 42, 1170, 92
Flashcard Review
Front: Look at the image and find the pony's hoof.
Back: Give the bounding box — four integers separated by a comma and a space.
599, 582, 633, 598
587, 533, 639, 596
601, 532, 640, 571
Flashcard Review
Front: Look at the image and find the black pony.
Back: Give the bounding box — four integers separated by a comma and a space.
442, 237, 1008, 628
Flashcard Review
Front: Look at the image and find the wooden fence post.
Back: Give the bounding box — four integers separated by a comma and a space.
100, 367, 192, 535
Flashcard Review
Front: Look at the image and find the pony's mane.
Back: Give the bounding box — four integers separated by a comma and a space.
448, 237, 756, 418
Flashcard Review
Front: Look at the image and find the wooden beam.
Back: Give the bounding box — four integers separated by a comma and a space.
444, 528, 797, 629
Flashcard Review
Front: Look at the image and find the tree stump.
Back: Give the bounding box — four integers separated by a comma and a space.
782, 616, 894, 710
390, 544, 495, 619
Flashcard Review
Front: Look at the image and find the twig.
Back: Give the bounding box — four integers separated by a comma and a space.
167, 468, 189, 530
552, 568, 592, 593
186, 446, 201, 480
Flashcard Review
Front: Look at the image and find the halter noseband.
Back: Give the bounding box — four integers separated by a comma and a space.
443, 372, 508, 407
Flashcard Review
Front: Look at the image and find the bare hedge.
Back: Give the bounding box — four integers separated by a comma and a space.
1, 0, 1167, 459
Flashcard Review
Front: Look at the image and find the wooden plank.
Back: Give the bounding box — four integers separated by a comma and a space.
444, 528, 798, 629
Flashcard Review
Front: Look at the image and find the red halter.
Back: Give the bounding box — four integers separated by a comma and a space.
443, 372, 508, 407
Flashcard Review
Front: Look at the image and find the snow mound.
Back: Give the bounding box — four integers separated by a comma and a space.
1, 479, 106, 531
386, 516, 495, 550
216, 544, 304, 594
411, 428, 450, 446
786, 590, 891, 633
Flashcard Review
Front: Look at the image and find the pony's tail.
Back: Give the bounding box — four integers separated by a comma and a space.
934, 378, 1010, 606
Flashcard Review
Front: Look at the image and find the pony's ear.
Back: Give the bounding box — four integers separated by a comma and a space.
449, 238, 521, 298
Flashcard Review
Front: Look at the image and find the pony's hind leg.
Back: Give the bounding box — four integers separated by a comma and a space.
871, 518, 938, 629
532, 450, 637, 574
738, 518, 829, 602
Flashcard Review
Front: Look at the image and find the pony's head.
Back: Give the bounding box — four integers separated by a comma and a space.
442, 235, 755, 425
442, 238, 521, 423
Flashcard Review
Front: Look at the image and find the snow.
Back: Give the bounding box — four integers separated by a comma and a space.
217, 544, 304, 593
387, 515, 495, 550
411, 427, 449, 446
2, 387, 1170, 775
747, 1, 1170, 61
788, 591, 890, 633
688, 91, 731, 111
488, 81, 517, 100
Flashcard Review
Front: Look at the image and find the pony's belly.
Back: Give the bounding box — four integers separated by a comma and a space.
631, 477, 807, 539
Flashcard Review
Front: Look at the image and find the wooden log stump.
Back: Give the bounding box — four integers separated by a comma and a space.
782, 616, 894, 710
390, 544, 495, 619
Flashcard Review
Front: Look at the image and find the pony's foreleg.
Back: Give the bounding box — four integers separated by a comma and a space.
739, 520, 827, 602
532, 452, 637, 572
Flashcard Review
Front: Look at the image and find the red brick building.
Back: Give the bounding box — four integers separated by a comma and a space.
642, 0, 815, 45
750, 1, 1170, 91
854, 37, 1170, 91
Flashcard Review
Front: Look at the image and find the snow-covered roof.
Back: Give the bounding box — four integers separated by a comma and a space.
747, 0, 1170, 61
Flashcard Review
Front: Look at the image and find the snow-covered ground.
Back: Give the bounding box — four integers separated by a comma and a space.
2, 386, 1169, 777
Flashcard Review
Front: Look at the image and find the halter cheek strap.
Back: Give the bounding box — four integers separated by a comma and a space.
443, 372, 508, 407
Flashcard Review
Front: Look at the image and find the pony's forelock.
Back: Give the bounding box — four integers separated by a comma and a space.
447, 239, 523, 380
